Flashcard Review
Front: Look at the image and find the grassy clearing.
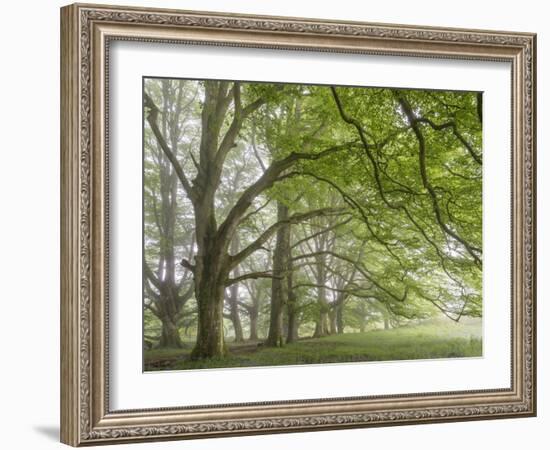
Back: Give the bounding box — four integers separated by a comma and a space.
144, 319, 482, 371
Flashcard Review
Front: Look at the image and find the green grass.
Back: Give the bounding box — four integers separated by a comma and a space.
144, 320, 482, 371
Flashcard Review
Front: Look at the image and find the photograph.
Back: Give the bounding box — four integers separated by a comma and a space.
142, 78, 483, 371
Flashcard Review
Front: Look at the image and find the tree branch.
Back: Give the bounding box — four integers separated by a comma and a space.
286, 171, 405, 265
291, 217, 352, 249
225, 271, 283, 286
251, 119, 267, 171
230, 207, 344, 267
144, 301, 160, 317
415, 117, 482, 165
397, 94, 482, 266
143, 256, 161, 290
237, 299, 255, 313
293, 250, 408, 303
143, 278, 161, 303
238, 198, 273, 226
180, 258, 195, 272
217, 142, 355, 247
215, 83, 266, 168
177, 282, 195, 307
331, 87, 481, 274
144, 92, 196, 203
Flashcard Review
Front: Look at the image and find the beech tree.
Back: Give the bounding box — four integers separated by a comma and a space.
143, 78, 482, 360
143, 79, 195, 348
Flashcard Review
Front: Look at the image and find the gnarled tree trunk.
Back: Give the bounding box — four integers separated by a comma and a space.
190, 202, 229, 359
191, 260, 228, 358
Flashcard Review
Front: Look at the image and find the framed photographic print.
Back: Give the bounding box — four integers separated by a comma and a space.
60, 3, 537, 446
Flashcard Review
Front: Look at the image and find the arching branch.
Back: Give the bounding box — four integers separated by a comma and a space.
397, 94, 482, 266
230, 207, 344, 267
414, 117, 482, 165
144, 92, 197, 203
293, 250, 408, 303
217, 142, 356, 247
225, 271, 283, 286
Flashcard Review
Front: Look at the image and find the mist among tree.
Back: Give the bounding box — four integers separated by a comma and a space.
143, 78, 482, 370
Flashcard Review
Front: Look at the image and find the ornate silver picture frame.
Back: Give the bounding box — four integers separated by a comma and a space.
61, 3, 536, 446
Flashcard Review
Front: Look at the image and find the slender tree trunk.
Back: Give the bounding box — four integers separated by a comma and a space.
249, 308, 259, 341
285, 245, 298, 344
313, 253, 329, 338
336, 302, 345, 334
246, 286, 260, 341
358, 302, 367, 333
228, 286, 244, 343
286, 301, 299, 343
228, 237, 244, 342
286, 314, 299, 343
286, 289, 299, 343
266, 202, 290, 347
328, 309, 337, 335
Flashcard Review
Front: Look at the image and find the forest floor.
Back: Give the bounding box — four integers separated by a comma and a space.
144, 320, 482, 371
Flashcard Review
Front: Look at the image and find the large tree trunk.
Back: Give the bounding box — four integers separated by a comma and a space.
187, 82, 234, 359
266, 202, 290, 347
191, 269, 227, 359
190, 206, 229, 359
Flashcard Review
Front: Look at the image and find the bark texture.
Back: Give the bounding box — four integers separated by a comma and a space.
266, 202, 290, 347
